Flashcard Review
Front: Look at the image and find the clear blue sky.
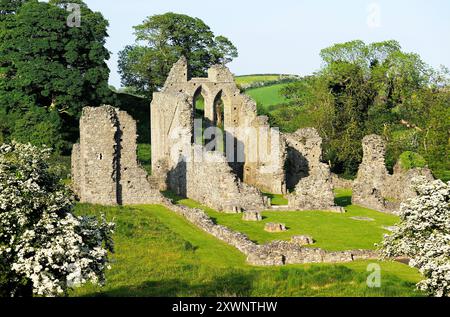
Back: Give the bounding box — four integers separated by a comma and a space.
82, 0, 450, 88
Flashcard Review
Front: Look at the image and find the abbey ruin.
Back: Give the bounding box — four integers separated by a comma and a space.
72, 57, 433, 214
70, 57, 436, 265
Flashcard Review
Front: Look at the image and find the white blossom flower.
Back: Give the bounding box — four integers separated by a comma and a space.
0, 142, 114, 297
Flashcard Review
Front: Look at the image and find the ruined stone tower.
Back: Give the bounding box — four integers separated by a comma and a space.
71, 106, 163, 205
352, 134, 434, 213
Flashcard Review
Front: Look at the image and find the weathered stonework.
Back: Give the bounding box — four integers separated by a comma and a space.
285, 129, 344, 213
353, 134, 435, 213
71, 106, 163, 205
291, 235, 314, 246
242, 211, 263, 221
264, 223, 287, 233
331, 173, 354, 189
352, 135, 390, 212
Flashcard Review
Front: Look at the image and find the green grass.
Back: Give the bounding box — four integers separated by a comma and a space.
167, 188, 399, 251
137, 143, 151, 175
263, 192, 289, 206
70, 203, 423, 297
245, 83, 290, 109
235, 74, 282, 86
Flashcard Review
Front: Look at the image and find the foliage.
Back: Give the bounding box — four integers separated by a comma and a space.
118, 12, 238, 97
0, 0, 113, 153
280, 40, 449, 178
382, 177, 450, 297
71, 203, 422, 297
398, 151, 427, 170
0, 142, 114, 296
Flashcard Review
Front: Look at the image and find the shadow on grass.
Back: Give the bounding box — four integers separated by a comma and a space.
335, 194, 352, 207
162, 190, 184, 204
81, 271, 255, 297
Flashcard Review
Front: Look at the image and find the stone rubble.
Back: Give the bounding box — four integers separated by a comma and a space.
264, 223, 287, 233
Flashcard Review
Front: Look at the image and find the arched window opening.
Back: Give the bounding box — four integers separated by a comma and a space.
193, 87, 206, 145
213, 91, 226, 153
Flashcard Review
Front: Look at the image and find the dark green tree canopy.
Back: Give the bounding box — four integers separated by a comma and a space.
118, 12, 238, 97
0, 0, 113, 152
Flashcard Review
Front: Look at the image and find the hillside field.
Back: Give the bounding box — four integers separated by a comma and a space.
70, 190, 423, 297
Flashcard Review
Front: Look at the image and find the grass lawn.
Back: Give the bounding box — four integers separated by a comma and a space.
167, 189, 400, 251
245, 83, 290, 109
263, 192, 289, 205
70, 203, 423, 297
137, 143, 151, 175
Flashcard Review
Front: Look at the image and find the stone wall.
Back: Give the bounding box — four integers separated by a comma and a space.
153, 57, 289, 196
331, 173, 354, 189
285, 129, 344, 213
71, 106, 163, 205
353, 134, 434, 213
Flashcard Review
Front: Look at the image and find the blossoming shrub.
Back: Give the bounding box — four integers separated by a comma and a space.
0, 142, 114, 297
382, 177, 450, 297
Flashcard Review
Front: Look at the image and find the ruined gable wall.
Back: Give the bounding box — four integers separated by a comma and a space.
153, 84, 267, 212
158, 57, 284, 195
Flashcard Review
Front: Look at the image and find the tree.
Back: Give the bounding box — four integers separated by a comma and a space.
382, 177, 450, 297
0, 0, 114, 153
280, 40, 445, 177
0, 142, 114, 297
118, 12, 238, 97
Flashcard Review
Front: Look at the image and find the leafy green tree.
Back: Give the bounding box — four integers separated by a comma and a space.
118, 12, 238, 97
281, 40, 446, 177
0, 0, 113, 153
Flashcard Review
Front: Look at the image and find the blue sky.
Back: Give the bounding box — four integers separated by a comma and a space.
82, 0, 450, 88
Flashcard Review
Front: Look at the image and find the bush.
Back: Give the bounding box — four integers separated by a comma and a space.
0, 142, 114, 297
398, 151, 427, 170
382, 177, 450, 297
10, 106, 66, 153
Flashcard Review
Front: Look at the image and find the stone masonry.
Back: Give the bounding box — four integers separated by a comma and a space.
71, 106, 163, 205
285, 129, 344, 213
152, 57, 286, 198
353, 134, 434, 213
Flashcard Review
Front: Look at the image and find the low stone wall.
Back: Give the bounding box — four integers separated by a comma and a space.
162, 200, 379, 266
331, 173, 354, 189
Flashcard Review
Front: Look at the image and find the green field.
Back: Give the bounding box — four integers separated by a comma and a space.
245, 83, 290, 109
70, 202, 423, 297
235, 74, 283, 86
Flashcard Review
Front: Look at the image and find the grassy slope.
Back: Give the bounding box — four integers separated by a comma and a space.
245, 83, 290, 109
71, 203, 423, 297
235, 75, 282, 86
